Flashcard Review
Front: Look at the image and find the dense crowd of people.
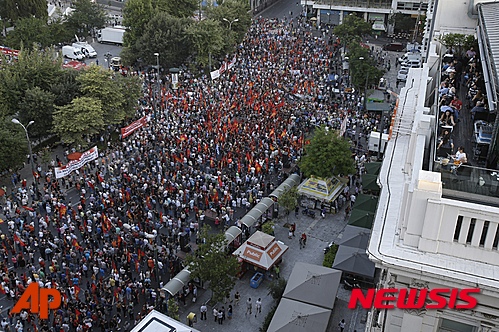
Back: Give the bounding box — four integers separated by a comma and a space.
0, 16, 382, 332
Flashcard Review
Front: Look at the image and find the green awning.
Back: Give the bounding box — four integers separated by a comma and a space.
353, 194, 378, 213
364, 162, 382, 175
362, 174, 380, 192
347, 208, 375, 229
366, 102, 392, 112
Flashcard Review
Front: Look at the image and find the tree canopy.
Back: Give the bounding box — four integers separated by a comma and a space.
0, 48, 141, 171
184, 225, 239, 303
65, 0, 107, 37
347, 43, 384, 92
0, 0, 47, 26
333, 14, 372, 47
299, 125, 355, 178
278, 186, 298, 221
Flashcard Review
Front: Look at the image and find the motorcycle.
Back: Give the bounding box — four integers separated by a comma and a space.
302, 207, 316, 218
324, 241, 335, 254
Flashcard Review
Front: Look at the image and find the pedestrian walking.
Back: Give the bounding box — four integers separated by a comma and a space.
300, 233, 307, 248
200, 303, 207, 320
234, 291, 240, 305
228, 305, 233, 319
217, 309, 223, 324
339, 318, 346, 331
246, 298, 252, 315
255, 298, 262, 317
213, 308, 218, 322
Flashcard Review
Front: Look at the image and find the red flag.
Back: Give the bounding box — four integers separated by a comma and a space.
87, 181, 94, 190
22, 206, 34, 212
97, 173, 104, 183
74, 285, 81, 298
13, 234, 25, 247
112, 260, 117, 272
281, 129, 287, 138
59, 204, 67, 219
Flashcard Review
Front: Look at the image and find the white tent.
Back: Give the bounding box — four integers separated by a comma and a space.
297, 176, 345, 202
131, 309, 201, 332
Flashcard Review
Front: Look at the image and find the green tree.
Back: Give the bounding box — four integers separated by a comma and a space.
267, 278, 287, 301
51, 68, 82, 107
115, 74, 143, 120
388, 12, 415, 33
0, 119, 28, 172
277, 186, 298, 221
52, 96, 105, 146
185, 19, 224, 68
65, 0, 107, 37
122, 0, 154, 48
5, 17, 51, 50
167, 297, 180, 320
347, 43, 384, 92
299, 125, 355, 178
0, 47, 62, 118
440, 33, 477, 56
153, 0, 198, 18
18, 87, 56, 139
184, 225, 239, 304
262, 221, 275, 236
127, 13, 191, 67
0, 0, 47, 26
333, 14, 371, 47
77, 65, 127, 125
205, 0, 251, 51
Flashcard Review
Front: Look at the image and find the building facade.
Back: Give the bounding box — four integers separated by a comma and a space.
366, 1, 499, 331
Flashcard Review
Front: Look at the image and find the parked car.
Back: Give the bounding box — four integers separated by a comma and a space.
397, 68, 409, 82
383, 42, 405, 52
62, 46, 84, 60
398, 51, 422, 65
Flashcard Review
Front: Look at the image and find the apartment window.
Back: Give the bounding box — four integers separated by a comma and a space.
438, 318, 476, 332
493, 226, 499, 249
466, 218, 476, 244
479, 221, 489, 247
453, 216, 463, 241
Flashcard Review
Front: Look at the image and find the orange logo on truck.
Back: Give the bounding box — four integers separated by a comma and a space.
11, 283, 62, 319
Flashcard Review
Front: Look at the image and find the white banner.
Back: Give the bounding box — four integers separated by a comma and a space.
55, 146, 99, 179
210, 69, 220, 80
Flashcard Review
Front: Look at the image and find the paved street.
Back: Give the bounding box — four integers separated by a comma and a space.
177, 205, 368, 332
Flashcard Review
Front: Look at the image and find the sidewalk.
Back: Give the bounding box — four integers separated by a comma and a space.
175, 209, 368, 332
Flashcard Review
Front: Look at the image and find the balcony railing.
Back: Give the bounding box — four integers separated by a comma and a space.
434, 160, 499, 206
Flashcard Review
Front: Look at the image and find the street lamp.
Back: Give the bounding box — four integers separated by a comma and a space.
12, 118, 38, 201
154, 53, 160, 119
222, 17, 239, 30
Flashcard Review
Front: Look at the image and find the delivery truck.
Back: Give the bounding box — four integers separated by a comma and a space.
97, 27, 125, 45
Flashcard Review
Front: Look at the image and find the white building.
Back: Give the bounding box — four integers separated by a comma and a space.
302, 0, 428, 33
366, 1, 499, 331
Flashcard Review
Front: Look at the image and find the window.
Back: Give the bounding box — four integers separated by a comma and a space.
466, 218, 476, 244
479, 221, 489, 247
453, 216, 463, 241
439, 318, 476, 332
493, 226, 499, 249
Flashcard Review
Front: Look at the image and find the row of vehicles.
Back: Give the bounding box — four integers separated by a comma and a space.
396, 50, 423, 83
62, 36, 97, 60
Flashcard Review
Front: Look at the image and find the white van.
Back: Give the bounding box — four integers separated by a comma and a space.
398, 52, 421, 65
72, 42, 97, 58
62, 46, 84, 60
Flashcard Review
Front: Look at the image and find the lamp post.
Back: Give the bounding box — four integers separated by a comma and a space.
12, 118, 38, 213
154, 53, 160, 119
222, 17, 239, 30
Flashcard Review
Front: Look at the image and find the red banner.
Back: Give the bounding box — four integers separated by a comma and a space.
121, 116, 148, 139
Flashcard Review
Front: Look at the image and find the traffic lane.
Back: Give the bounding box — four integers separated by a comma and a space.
82, 42, 122, 68
258, 0, 303, 19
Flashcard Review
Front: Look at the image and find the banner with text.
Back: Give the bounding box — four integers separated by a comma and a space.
121, 116, 148, 139
210, 55, 237, 80
54, 146, 99, 179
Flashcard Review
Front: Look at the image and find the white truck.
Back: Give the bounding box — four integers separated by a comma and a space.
97, 27, 125, 45
62, 45, 84, 60
72, 42, 97, 58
